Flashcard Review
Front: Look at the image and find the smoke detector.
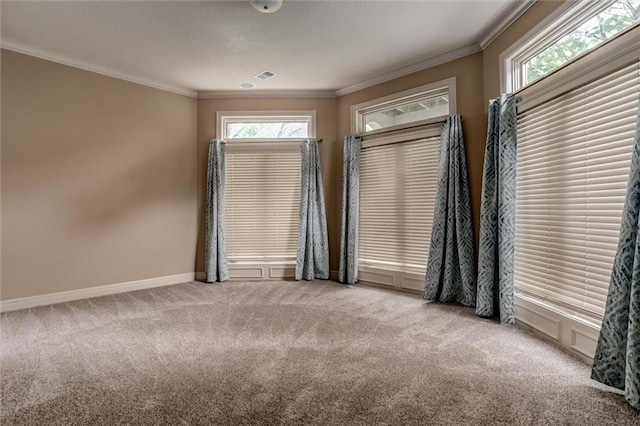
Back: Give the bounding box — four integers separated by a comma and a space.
239, 82, 255, 89
249, 0, 284, 14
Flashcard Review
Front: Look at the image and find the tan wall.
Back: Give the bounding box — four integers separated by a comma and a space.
482, 1, 565, 105
1, 49, 198, 300
196, 97, 339, 272
1, 2, 571, 299
337, 52, 486, 243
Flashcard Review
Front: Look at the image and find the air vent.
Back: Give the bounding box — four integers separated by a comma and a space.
254, 70, 276, 81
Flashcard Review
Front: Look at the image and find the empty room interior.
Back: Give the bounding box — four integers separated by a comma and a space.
2, 0, 640, 424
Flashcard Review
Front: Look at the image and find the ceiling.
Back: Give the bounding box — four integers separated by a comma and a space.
1, 0, 525, 97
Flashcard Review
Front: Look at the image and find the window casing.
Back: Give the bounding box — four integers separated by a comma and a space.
217, 112, 315, 263
351, 78, 456, 135
218, 111, 316, 142
502, 0, 640, 93
352, 79, 454, 289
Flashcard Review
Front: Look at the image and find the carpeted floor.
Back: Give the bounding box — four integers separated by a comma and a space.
1, 280, 638, 425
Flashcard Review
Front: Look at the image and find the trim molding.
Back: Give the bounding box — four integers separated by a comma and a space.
196, 270, 340, 282
478, 0, 538, 49
514, 293, 600, 363
198, 90, 336, 99
335, 43, 481, 97
1, 42, 198, 98
2, 2, 536, 100
0, 272, 196, 313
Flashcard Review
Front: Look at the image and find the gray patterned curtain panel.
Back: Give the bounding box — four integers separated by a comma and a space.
423, 115, 476, 306
205, 139, 229, 283
591, 106, 640, 410
296, 138, 330, 280
476, 94, 517, 324
339, 135, 361, 284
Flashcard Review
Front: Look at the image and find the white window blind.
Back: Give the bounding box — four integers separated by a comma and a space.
225, 148, 301, 261
515, 60, 640, 318
359, 137, 440, 274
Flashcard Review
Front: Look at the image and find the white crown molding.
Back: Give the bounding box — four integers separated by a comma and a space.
2, 1, 535, 101
478, 0, 538, 49
1, 42, 198, 98
198, 90, 336, 99
0, 272, 196, 313
335, 43, 482, 97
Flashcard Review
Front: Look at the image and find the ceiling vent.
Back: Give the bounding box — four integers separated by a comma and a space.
254, 70, 276, 81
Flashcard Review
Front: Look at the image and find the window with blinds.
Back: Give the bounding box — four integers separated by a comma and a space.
225, 148, 301, 261
515, 60, 640, 318
359, 136, 440, 274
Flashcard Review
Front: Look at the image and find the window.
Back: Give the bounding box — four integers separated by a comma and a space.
226, 121, 308, 139
503, 0, 640, 92
352, 80, 453, 290
225, 147, 301, 261
507, 8, 639, 359
359, 136, 440, 275
515, 60, 639, 320
352, 78, 455, 134
218, 112, 315, 264
219, 111, 315, 141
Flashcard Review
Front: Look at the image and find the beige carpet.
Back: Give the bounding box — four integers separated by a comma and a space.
1, 280, 638, 425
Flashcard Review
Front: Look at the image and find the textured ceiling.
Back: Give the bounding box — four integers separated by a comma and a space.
1, 0, 521, 95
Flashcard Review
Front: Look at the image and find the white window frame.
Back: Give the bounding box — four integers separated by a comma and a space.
501, 0, 639, 93
351, 82, 451, 293
517, 22, 639, 115
217, 111, 316, 280
217, 111, 316, 142
356, 127, 441, 293
351, 78, 456, 136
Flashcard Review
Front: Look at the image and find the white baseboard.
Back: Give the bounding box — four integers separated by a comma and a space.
0, 272, 196, 313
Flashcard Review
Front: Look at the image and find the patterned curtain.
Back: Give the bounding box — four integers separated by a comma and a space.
338, 135, 361, 284
296, 139, 329, 280
424, 115, 476, 306
205, 139, 229, 283
591, 106, 640, 410
476, 94, 517, 324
